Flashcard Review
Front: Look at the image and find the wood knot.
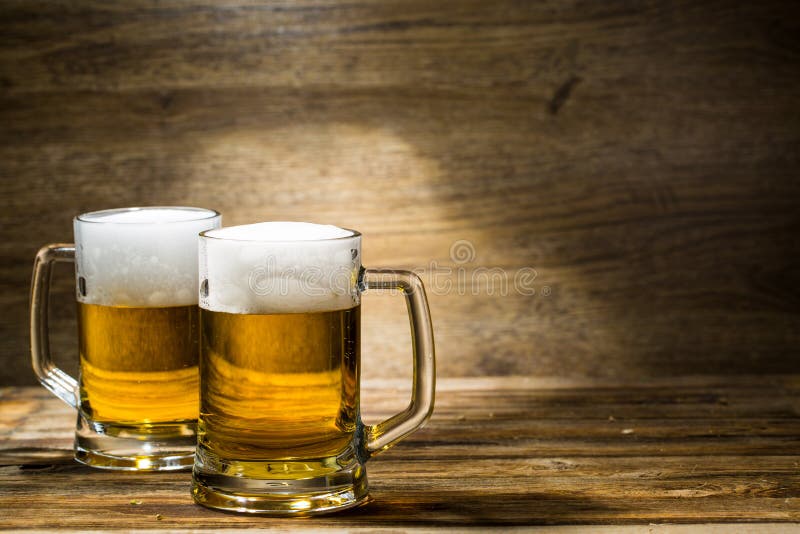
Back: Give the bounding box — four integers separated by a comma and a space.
548, 75, 582, 115
158, 92, 175, 110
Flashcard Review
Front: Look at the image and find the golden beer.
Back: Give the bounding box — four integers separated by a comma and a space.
197, 305, 359, 471
32, 207, 220, 471
78, 302, 199, 424
192, 221, 434, 514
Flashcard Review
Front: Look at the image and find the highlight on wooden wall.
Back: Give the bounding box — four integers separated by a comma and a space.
1, 1, 798, 385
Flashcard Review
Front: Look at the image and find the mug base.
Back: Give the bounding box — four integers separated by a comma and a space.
74, 412, 196, 471
192, 481, 370, 516
191, 445, 369, 515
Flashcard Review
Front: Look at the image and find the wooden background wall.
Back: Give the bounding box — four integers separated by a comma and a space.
1, 1, 798, 386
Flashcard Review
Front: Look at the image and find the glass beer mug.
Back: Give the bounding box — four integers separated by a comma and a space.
30, 207, 221, 470
192, 222, 435, 514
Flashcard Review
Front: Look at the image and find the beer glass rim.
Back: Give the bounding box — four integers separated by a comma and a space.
75, 206, 221, 225
199, 222, 361, 243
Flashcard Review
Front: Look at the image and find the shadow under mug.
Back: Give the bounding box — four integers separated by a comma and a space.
192, 222, 436, 515
30, 206, 221, 470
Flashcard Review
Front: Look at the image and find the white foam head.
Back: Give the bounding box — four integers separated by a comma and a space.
199, 222, 361, 314
74, 207, 221, 307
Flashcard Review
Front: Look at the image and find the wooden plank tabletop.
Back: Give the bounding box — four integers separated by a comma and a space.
1, 377, 799, 529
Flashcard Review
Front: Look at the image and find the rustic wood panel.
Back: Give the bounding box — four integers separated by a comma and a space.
1, 378, 799, 527
1, 0, 800, 384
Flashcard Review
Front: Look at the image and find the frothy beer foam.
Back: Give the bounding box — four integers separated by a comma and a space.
74, 207, 221, 308
199, 222, 361, 314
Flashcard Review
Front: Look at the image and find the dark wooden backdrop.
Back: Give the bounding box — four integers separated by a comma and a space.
1, 1, 799, 386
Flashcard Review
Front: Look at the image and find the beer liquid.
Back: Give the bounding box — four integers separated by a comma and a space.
198, 306, 360, 463
78, 302, 199, 424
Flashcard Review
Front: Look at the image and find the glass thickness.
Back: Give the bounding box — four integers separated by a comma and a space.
191, 267, 436, 515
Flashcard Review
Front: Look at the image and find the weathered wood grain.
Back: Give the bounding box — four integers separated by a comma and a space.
1, 0, 800, 384
1, 378, 799, 527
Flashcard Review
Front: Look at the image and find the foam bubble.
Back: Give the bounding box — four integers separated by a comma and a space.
75, 207, 221, 307
199, 222, 361, 314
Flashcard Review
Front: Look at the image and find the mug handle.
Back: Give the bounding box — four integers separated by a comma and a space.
360, 268, 435, 457
30, 244, 79, 408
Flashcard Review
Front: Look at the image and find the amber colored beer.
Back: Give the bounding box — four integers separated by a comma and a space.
78, 302, 199, 423
197, 305, 360, 464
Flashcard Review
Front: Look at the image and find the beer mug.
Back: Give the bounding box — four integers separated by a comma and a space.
192, 222, 435, 514
30, 207, 221, 470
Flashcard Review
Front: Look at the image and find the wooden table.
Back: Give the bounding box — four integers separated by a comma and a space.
1, 377, 799, 530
